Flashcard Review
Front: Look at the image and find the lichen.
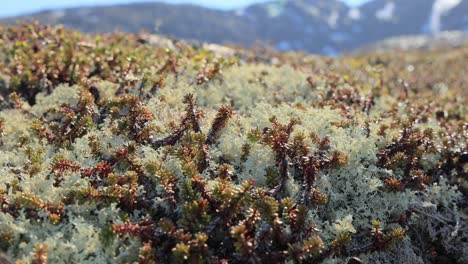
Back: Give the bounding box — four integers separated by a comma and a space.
0, 23, 466, 263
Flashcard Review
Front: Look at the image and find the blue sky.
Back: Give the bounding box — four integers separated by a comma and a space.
0, 0, 371, 18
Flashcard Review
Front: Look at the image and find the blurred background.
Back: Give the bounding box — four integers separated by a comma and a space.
1, 0, 467, 55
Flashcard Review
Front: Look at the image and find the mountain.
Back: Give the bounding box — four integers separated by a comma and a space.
1, 0, 467, 54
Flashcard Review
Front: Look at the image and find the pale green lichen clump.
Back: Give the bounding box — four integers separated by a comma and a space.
0, 23, 466, 263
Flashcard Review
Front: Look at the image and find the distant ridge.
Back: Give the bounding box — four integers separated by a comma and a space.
2, 0, 468, 54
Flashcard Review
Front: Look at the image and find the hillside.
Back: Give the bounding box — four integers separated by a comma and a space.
0, 23, 467, 263
2, 0, 468, 54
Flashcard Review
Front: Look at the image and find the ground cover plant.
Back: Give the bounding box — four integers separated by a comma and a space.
0, 22, 466, 263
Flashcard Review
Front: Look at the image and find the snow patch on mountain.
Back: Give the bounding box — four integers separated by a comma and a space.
235, 9, 245, 16
265, 2, 285, 18
348, 8, 361, 20
304, 6, 320, 17
430, 0, 462, 33
328, 10, 340, 28
376, 2, 395, 21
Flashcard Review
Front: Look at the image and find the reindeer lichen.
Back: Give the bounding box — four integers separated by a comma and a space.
0, 23, 466, 263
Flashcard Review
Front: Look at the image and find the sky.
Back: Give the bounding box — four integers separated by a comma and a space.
0, 0, 371, 18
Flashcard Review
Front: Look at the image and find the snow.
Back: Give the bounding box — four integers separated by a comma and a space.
304, 6, 320, 17
375, 2, 395, 22
265, 2, 284, 18
235, 9, 245, 16
430, 0, 462, 33
348, 8, 361, 20
328, 10, 340, 28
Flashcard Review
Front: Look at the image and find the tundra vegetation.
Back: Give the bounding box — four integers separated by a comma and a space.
0, 22, 466, 263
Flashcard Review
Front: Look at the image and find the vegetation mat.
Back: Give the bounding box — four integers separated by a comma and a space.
0, 22, 466, 263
